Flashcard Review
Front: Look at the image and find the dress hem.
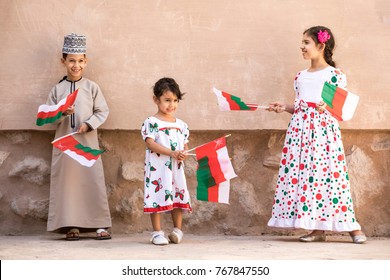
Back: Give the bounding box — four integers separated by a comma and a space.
267, 218, 361, 232
144, 203, 192, 214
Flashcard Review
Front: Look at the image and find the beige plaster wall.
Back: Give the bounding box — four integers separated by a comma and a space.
0, 0, 389, 130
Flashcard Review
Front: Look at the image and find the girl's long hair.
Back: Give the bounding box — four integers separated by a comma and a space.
304, 26, 336, 67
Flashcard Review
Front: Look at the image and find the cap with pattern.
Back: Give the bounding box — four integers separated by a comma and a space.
62, 33, 86, 54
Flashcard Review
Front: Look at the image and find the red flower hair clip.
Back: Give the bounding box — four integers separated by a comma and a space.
318, 30, 331, 44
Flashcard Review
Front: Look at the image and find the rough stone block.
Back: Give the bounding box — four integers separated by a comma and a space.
115, 188, 144, 219
0, 150, 10, 166
5, 132, 32, 144
10, 197, 49, 220
8, 156, 50, 186
371, 135, 390, 151
121, 161, 144, 182
263, 154, 281, 168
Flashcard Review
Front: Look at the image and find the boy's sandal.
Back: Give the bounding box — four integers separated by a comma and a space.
66, 228, 80, 241
96, 229, 111, 240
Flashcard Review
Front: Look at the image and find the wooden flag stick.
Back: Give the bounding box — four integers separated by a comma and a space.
246, 104, 270, 109
51, 132, 78, 144
184, 134, 231, 154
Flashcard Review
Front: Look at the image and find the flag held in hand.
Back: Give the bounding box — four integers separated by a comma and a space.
195, 136, 237, 204
52, 133, 104, 167
321, 82, 359, 121
36, 89, 79, 126
213, 87, 258, 111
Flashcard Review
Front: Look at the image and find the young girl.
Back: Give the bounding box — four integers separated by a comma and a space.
141, 77, 191, 245
46, 33, 112, 240
267, 26, 366, 244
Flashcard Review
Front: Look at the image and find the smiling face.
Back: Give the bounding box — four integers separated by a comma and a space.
61, 54, 87, 81
154, 90, 179, 118
300, 32, 324, 61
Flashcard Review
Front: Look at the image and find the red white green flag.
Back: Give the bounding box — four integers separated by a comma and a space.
195, 136, 237, 203
321, 82, 359, 121
51, 132, 104, 167
36, 89, 79, 126
213, 87, 258, 111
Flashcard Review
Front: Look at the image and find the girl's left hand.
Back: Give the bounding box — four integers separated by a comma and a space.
170, 150, 184, 160
177, 150, 188, 161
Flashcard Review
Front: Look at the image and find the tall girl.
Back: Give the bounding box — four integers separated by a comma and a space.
267, 26, 366, 244
141, 77, 191, 245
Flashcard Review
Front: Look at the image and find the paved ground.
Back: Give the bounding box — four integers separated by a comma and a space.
1, 233, 389, 260
2, 234, 389, 280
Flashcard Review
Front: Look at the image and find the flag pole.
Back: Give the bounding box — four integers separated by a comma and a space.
184, 134, 231, 154
246, 104, 270, 109
51, 132, 78, 144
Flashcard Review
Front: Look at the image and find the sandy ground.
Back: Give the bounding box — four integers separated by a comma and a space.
1, 233, 389, 260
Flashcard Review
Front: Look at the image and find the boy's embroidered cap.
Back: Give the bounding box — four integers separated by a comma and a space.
62, 33, 86, 54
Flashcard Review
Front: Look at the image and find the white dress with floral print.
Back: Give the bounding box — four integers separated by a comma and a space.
141, 116, 192, 213
267, 66, 362, 231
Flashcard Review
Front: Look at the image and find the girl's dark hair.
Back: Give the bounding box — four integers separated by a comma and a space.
153, 77, 185, 100
304, 26, 336, 67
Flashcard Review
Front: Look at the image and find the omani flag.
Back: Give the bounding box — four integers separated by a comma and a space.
52, 133, 104, 167
36, 89, 78, 126
195, 136, 237, 203
321, 82, 359, 121
213, 87, 258, 111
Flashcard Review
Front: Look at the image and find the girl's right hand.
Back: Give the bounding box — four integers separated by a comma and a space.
267, 102, 286, 113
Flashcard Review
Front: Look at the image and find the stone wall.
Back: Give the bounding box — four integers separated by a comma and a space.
0, 130, 389, 236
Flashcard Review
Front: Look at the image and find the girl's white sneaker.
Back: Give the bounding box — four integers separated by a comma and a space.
151, 231, 169, 245
168, 228, 183, 244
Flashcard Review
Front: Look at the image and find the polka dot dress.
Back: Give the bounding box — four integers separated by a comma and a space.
267, 67, 361, 231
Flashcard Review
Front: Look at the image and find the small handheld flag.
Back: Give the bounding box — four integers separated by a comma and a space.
213, 88, 261, 111
321, 82, 359, 121
36, 89, 79, 126
52, 132, 104, 167
193, 135, 237, 204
